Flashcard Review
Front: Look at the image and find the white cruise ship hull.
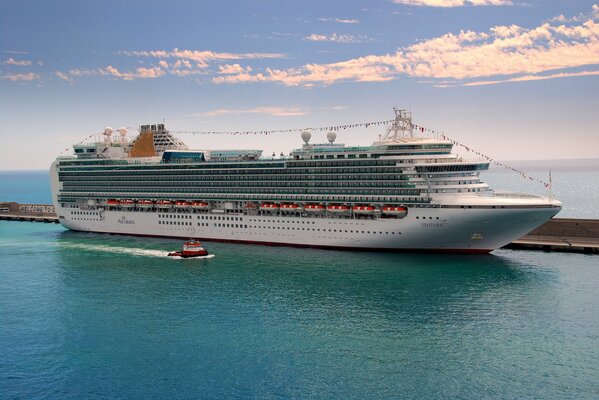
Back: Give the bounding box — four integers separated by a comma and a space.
51, 203, 559, 253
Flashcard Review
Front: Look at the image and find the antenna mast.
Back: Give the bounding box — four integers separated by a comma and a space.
383, 108, 413, 140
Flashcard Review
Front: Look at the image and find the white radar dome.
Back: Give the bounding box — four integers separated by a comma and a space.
327, 131, 337, 143
104, 127, 113, 136
118, 127, 127, 136
301, 130, 311, 144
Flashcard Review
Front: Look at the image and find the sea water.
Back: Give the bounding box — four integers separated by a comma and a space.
1, 170, 598, 399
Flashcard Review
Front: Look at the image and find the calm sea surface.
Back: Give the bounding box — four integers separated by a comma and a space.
1, 170, 598, 399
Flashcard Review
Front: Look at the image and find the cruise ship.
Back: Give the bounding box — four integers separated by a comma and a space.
50, 109, 561, 253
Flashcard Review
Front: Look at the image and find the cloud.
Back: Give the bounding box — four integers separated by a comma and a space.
2, 72, 40, 81
218, 64, 252, 74
304, 33, 371, 43
61, 66, 167, 81
336, 18, 360, 24
392, 0, 513, 7
197, 106, 308, 117
55, 71, 74, 83
119, 48, 284, 63
318, 17, 360, 24
216, 6, 599, 87
4, 58, 32, 66
4, 50, 29, 55
457, 70, 599, 86
48, 6, 598, 89
101, 66, 166, 80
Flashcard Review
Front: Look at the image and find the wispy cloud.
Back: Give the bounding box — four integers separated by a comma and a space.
119, 48, 285, 63
336, 18, 360, 24
216, 6, 599, 87
4, 50, 29, 55
55, 71, 74, 83
304, 33, 371, 43
2, 72, 40, 81
4, 58, 32, 66
457, 70, 599, 87
48, 6, 598, 88
197, 106, 309, 117
218, 64, 252, 74
318, 17, 360, 24
392, 0, 514, 7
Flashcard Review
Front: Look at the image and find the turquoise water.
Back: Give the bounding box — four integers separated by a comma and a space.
1, 170, 598, 399
1, 222, 598, 399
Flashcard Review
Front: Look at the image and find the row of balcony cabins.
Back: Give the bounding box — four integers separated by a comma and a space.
103, 199, 408, 217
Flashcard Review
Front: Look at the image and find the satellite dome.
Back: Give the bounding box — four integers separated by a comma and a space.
327, 131, 337, 144
118, 127, 127, 136
301, 130, 311, 144
104, 127, 113, 136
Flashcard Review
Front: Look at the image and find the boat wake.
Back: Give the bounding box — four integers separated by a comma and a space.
60, 242, 214, 259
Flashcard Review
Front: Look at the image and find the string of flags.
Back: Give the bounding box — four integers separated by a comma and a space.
60, 118, 550, 189
59, 132, 98, 155
411, 122, 551, 189
170, 119, 395, 136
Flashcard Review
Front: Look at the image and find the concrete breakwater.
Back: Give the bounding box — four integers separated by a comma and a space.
1, 202, 597, 253
505, 218, 599, 254
0, 202, 58, 223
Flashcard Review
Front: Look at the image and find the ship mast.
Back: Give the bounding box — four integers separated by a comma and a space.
383, 108, 413, 140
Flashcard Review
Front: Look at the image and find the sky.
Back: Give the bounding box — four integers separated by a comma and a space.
0, 0, 598, 170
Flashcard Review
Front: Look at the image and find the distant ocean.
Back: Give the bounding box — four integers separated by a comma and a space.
1, 166, 598, 399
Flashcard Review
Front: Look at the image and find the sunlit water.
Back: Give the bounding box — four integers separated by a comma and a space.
1, 170, 598, 399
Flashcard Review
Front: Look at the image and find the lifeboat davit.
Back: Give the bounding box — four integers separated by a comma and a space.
120, 199, 135, 208
156, 200, 173, 209
353, 205, 376, 214
168, 240, 209, 258
138, 200, 154, 209
327, 204, 350, 213
382, 205, 408, 217
260, 203, 279, 211
191, 201, 209, 210
107, 199, 120, 206
304, 204, 325, 212
280, 203, 302, 211
174, 201, 192, 209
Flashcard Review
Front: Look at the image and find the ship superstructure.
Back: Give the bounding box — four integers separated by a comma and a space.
50, 110, 562, 252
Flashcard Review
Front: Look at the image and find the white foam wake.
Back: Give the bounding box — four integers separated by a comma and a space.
60, 242, 215, 259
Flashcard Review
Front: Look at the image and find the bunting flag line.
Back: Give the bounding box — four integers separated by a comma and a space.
59, 118, 550, 190
59, 132, 98, 155
413, 122, 551, 189
170, 119, 395, 136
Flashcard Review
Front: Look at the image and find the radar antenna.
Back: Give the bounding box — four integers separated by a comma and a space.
383, 108, 413, 140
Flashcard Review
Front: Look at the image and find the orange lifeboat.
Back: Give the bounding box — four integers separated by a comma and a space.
304, 204, 325, 212
260, 203, 279, 211
280, 203, 302, 211
327, 204, 350, 213
107, 199, 120, 206
174, 201, 192, 209
120, 199, 135, 208
156, 200, 173, 209
353, 205, 376, 214
191, 201, 209, 210
138, 200, 154, 209
382, 205, 408, 217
